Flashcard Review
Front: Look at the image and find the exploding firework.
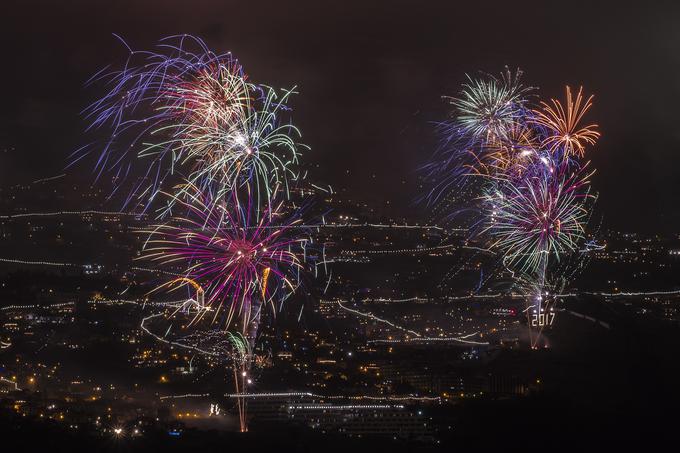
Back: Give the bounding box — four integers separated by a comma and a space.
476, 118, 540, 176
445, 67, 531, 144
176, 84, 303, 211
482, 158, 594, 274
422, 69, 533, 213
141, 183, 307, 334
78, 36, 243, 201
79, 35, 303, 211
425, 70, 598, 266
531, 86, 600, 158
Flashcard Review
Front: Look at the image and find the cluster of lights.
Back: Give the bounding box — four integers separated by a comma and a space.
334, 301, 489, 345
0, 376, 21, 391
0, 257, 181, 279
369, 332, 488, 346
288, 404, 405, 410
0, 257, 70, 267
364, 297, 429, 303
336, 301, 421, 337
140, 313, 221, 357
0, 302, 74, 311
341, 243, 457, 256
161, 391, 441, 403
0, 209, 147, 220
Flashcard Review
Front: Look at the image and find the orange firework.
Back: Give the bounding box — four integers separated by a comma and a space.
532, 86, 600, 158
260, 267, 271, 299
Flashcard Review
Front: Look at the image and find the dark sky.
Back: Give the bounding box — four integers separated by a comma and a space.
2, 0, 680, 232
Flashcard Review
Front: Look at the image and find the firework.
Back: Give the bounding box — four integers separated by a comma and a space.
531, 86, 600, 158
476, 118, 540, 176
422, 69, 532, 212
78, 36, 242, 200
141, 183, 306, 334
79, 35, 303, 211
142, 184, 308, 434
445, 67, 531, 144
482, 159, 594, 274
176, 84, 303, 212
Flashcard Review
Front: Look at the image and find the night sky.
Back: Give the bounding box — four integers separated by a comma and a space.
2, 0, 680, 231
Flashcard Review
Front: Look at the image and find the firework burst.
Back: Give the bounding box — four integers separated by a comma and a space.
475, 118, 540, 176
422, 69, 532, 212
445, 67, 531, 144
176, 84, 303, 211
142, 183, 307, 332
531, 86, 600, 158
79, 35, 303, 211
482, 160, 594, 274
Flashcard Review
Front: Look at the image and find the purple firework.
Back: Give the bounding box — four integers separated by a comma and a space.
142, 183, 307, 334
